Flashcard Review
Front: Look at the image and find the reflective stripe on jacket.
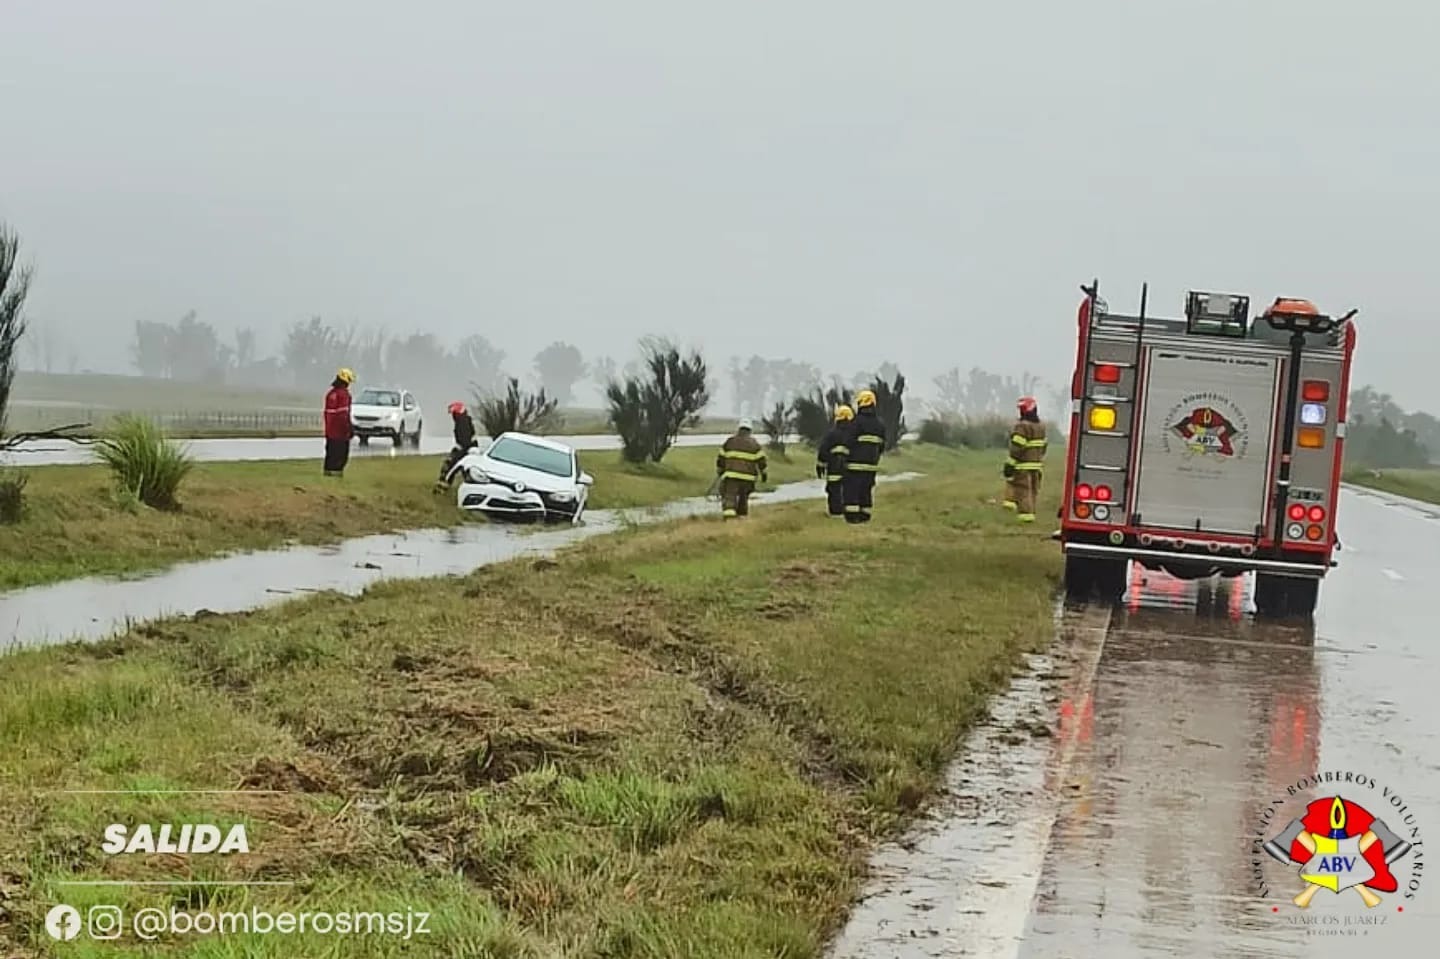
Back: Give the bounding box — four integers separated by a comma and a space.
717, 432, 766, 482
323, 385, 352, 441
1007, 418, 1047, 471
845, 410, 885, 473
817, 426, 849, 481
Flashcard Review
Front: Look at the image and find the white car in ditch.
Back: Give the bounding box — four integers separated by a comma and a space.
351, 386, 423, 447
450, 432, 593, 523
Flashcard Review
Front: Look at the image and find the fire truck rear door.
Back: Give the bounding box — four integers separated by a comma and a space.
1131, 347, 1281, 536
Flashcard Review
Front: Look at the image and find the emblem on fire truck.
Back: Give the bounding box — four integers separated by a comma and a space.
1163, 392, 1249, 459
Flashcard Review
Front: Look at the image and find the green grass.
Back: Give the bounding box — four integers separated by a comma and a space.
1344, 466, 1440, 505
0, 445, 834, 591
0, 447, 1061, 957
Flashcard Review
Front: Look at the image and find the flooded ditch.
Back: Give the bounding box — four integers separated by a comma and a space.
0, 474, 922, 651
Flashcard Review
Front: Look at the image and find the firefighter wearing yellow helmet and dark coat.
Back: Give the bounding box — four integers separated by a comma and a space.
842, 389, 886, 523
1003, 396, 1047, 522
816, 404, 853, 516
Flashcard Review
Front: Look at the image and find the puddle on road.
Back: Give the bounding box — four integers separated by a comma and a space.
0, 474, 921, 652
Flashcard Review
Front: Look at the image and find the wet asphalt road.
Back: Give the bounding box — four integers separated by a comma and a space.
0, 431, 739, 467
832, 484, 1439, 958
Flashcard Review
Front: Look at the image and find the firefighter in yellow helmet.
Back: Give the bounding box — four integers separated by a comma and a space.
716, 418, 767, 518
1003, 396, 1047, 522
842, 389, 886, 523
323, 367, 356, 476
816, 404, 853, 516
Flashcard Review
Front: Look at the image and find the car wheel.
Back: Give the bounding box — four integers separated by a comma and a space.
411, 421, 423, 447
358, 435, 369, 447
392, 428, 404, 448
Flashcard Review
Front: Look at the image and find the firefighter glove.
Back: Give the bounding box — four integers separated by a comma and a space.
760, 471, 768, 484
1003, 462, 1015, 478
815, 464, 825, 479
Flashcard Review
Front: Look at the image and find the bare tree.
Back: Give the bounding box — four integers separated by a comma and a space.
1, 221, 88, 450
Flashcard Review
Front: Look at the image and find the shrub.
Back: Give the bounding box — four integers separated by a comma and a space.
760, 401, 793, 453
792, 384, 853, 446
94, 416, 194, 510
606, 339, 709, 463
869, 370, 907, 451
473, 377, 561, 439
918, 413, 1012, 449
0, 469, 25, 523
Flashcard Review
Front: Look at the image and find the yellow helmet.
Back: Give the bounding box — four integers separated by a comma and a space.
834, 404, 854, 422
855, 388, 877, 409
336, 367, 355, 384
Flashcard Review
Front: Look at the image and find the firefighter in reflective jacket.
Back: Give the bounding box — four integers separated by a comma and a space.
1003, 396, 1047, 522
842, 390, 885, 523
816, 404, 853, 517
716, 418, 767, 518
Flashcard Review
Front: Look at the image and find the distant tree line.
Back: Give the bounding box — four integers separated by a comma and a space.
1346, 385, 1437, 469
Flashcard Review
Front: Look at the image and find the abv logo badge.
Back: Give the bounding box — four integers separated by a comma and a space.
1164, 391, 1249, 460
1254, 772, 1423, 920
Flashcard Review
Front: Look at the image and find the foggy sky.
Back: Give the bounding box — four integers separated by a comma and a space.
4, 0, 1438, 411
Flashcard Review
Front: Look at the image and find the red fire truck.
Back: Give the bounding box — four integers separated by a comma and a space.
1058, 281, 1358, 617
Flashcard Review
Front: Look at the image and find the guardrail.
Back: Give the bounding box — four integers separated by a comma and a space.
9, 408, 322, 435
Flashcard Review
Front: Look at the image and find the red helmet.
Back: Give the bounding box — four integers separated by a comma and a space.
447, 401, 466, 416
1017, 396, 1038, 415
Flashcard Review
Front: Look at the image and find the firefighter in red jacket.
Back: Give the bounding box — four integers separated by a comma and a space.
323, 368, 355, 476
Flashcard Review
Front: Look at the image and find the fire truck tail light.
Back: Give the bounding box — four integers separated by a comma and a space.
1287, 522, 1305, 539
1297, 427, 1325, 449
1088, 406, 1117, 430
1300, 402, 1326, 425
1302, 380, 1330, 402
1094, 363, 1121, 384
1288, 504, 1305, 521
1308, 505, 1326, 523
1075, 503, 1092, 519
1076, 483, 1093, 500
1096, 485, 1112, 501
1305, 524, 1324, 541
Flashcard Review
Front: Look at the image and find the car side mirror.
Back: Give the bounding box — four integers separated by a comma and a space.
578, 472, 594, 486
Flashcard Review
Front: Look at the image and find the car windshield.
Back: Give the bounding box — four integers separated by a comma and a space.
357, 389, 400, 406
486, 437, 574, 478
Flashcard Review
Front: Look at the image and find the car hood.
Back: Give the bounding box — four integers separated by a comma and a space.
351, 404, 402, 416
461, 453, 574, 492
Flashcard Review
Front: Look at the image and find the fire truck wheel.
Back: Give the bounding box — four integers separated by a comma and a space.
1063, 556, 1095, 600
1254, 574, 1319, 619
1064, 556, 1127, 603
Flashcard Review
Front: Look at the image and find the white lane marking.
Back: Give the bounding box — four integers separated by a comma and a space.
1382, 568, 1405, 582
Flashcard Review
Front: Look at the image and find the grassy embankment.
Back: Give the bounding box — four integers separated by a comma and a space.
1343, 466, 1440, 505
0, 445, 829, 592
0, 447, 1061, 958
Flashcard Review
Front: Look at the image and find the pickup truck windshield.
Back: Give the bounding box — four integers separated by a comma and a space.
356, 389, 400, 406
486, 438, 574, 477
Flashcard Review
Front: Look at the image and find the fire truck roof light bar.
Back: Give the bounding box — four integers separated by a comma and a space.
1062, 542, 1328, 578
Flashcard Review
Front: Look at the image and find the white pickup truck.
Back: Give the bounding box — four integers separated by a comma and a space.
350, 386, 423, 448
